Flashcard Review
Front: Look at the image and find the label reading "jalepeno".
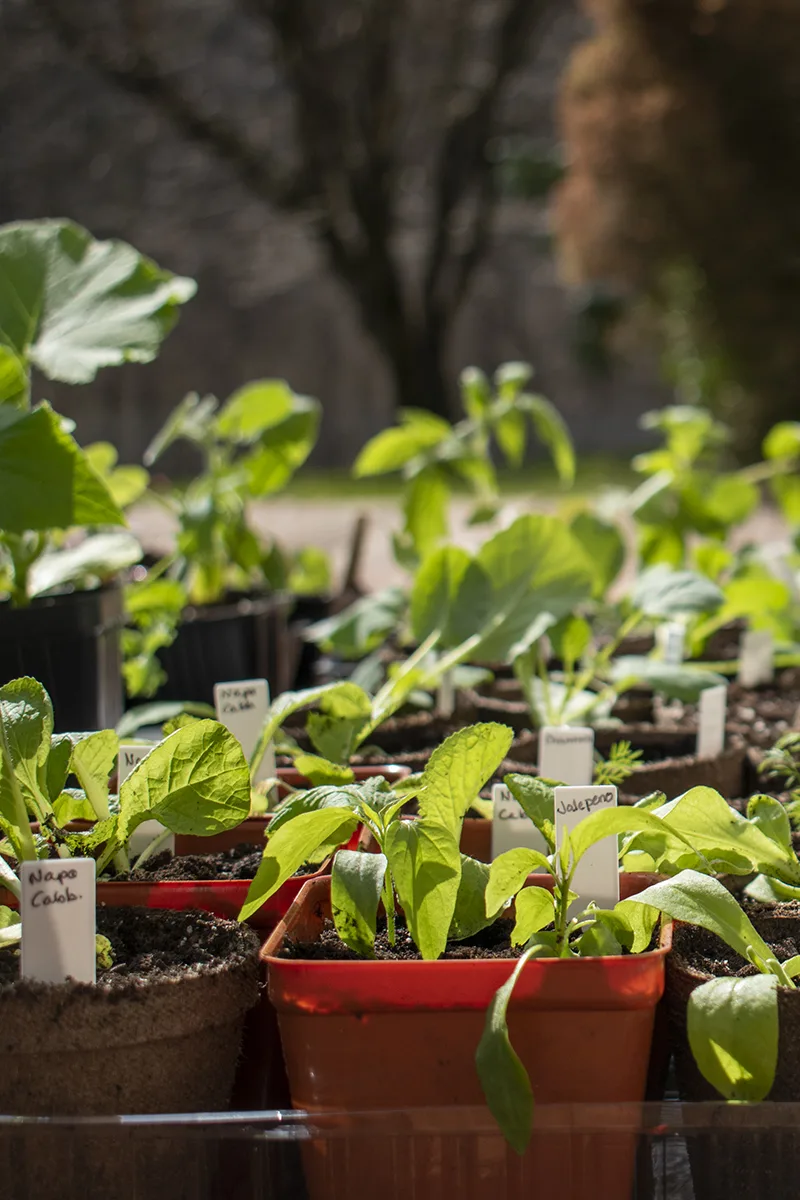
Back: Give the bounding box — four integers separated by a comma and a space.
554, 784, 619, 913
214, 678, 274, 783
539, 726, 594, 786
490, 783, 548, 862
119, 743, 175, 860
20, 858, 96, 984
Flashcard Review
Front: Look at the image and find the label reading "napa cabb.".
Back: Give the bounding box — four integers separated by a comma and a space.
20, 858, 96, 984
214, 678, 274, 783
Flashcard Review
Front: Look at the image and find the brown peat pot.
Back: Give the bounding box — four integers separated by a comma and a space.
262, 873, 666, 1200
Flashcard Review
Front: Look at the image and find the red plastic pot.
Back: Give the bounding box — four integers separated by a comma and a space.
174, 763, 409, 856
263, 873, 666, 1200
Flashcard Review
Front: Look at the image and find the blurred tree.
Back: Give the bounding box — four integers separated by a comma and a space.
34, 0, 557, 419
555, 0, 800, 456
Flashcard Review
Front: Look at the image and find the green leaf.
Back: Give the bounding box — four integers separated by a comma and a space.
242, 395, 320, 496
46, 732, 74, 804
0, 676, 52, 829
331, 848, 387, 957
704, 474, 759, 527
512, 886, 556, 946
520, 392, 575, 485
0, 403, 123, 532
115, 700, 215, 738
611, 899, 660, 953
569, 513, 625, 599
29, 531, 141, 597
306, 713, 364, 766
504, 774, 555, 852
70, 729, 118, 821
568, 806, 696, 871
475, 945, 537, 1154
627, 871, 777, 967
354, 411, 451, 477
287, 546, 332, 596
84, 443, 149, 510
495, 408, 526, 468
0, 346, 28, 407
293, 755, 355, 787
576, 917, 622, 958
384, 818, 462, 960
747, 794, 792, 855
0, 219, 195, 384
688, 975, 778, 1101
267, 783, 364, 836
611, 657, 727, 703
763, 422, 800, 462
416, 723, 514, 838
118, 720, 250, 844
215, 379, 296, 441
306, 588, 406, 659
144, 391, 218, 463
548, 615, 592, 671
449, 855, 494, 940
239, 806, 359, 922
632, 566, 723, 618
460, 366, 492, 419
250, 681, 371, 778
53, 789, 97, 824
486, 847, 553, 918
410, 545, 484, 649
403, 467, 450, 558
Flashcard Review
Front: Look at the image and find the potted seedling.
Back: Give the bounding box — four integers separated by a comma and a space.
0, 219, 194, 731
135, 380, 323, 704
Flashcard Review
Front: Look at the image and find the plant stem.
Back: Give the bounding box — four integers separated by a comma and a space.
382, 869, 396, 946
131, 825, 173, 871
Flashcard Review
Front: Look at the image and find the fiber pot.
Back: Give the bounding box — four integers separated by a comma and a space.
665, 913, 800, 1200
154, 590, 292, 706
263, 875, 666, 1200
0, 586, 124, 731
0, 906, 260, 1200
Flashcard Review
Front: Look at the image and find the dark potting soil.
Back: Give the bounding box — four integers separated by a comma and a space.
673, 902, 800, 979
125, 843, 317, 882
280, 914, 525, 962
0, 905, 259, 990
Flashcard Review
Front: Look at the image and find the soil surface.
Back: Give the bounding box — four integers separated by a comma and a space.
125, 843, 317, 882
0, 906, 258, 989
281, 914, 525, 962
673, 902, 800, 979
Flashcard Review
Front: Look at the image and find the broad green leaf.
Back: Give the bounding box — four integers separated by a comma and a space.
385, 818, 462, 960
632, 566, 723, 618
70, 729, 119, 822
611, 899, 660, 953
611, 657, 727, 703
569, 513, 625, 598
747, 794, 792, 855
124, 577, 186, 619
460, 366, 492, 419
704, 474, 759, 527
249, 681, 371, 778
763, 421, 800, 462
0, 676, 52, 829
576, 918, 622, 957
215, 379, 295, 441
331, 848, 387, 957
744, 875, 800, 905
84, 443, 149, 510
319, 685, 373, 721
267, 784, 364, 836
504, 774, 555, 851
410, 545, 486, 649
239, 806, 359, 922
475, 945, 537, 1154
403, 467, 449, 558
512, 886, 555, 946
486, 847, 553, 918
417, 723, 513, 837
46, 732, 75, 804
354, 414, 449, 477
627, 871, 776, 967
520, 392, 576, 485
118, 720, 250, 843
495, 408, 526, 468
293, 754, 355, 787
29, 531, 142, 597
0, 346, 27, 407
53, 789, 97, 824
568, 806, 697, 871
243, 396, 320, 496
0, 219, 195, 384
449, 855, 494, 940
306, 588, 406, 659
548, 615, 592, 670
688, 975, 778, 1101
0, 403, 123, 532
306, 713, 364, 765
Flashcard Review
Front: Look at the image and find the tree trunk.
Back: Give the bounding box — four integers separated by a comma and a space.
381, 319, 453, 420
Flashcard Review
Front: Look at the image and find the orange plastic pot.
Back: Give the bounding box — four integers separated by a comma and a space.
174, 763, 408, 855
263, 873, 666, 1200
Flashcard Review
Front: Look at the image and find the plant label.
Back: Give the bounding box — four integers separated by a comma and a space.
738, 630, 774, 688
214, 678, 274, 783
20, 858, 96, 985
657, 621, 685, 666
697, 684, 727, 759
436, 672, 455, 718
490, 783, 548, 863
554, 785, 619, 912
119, 743, 175, 859
539, 726, 594, 786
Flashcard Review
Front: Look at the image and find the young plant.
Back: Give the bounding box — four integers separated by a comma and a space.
0, 677, 251, 884
143, 381, 323, 606
0, 219, 194, 605
759, 733, 800, 825
353, 361, 575, 565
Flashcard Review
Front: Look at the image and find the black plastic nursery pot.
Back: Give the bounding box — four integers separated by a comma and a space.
154, 590, 294, 705
666, 911, 800, 1200
0, 586, 124, 731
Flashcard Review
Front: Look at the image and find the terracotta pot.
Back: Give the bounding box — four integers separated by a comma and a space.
174, 763, 408, 855
263, 874, 666, 1200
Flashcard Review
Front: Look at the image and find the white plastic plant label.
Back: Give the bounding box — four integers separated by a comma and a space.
738, 630, 774, 689
119, 743, 175, 860
20, 858, 96, 984
539, 726, 594, 786
657, 621, 685, 666
214, 678, 274, 783
490, 783, 548, 863
697, 684, 727, 759
436, 672, 455, 718
554, 784, 619, 913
